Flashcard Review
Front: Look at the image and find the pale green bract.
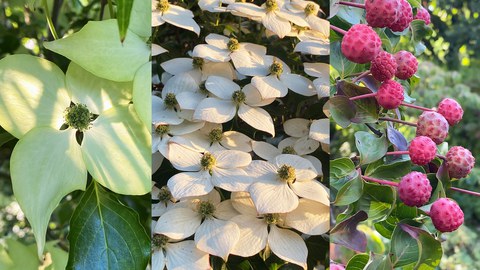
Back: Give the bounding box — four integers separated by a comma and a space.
44, 19, 150, 82
133, 62, 152, 128
0, 55, 150, 258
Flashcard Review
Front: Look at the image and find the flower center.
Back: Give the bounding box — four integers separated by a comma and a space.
200, 152, 216, 173
266, 0, 279, 12
304, 3, 316, 16
208, 128, 223, 143
164, 93, 178, 109
157, 187, 172, 203
269, 60, 283, 76
157, 0, 170, 12
277, 164, 296, 183
192, 57, 204, 70
197, 201, 216, 219
232, 90, 246, 105
265, 213, 280, 225
228, 38, 240, 52
155, 125, 170, 136
64, 103, 92, 132
282, 146, 297, 155
199, 82, 209, 95
152, 234, 169, 250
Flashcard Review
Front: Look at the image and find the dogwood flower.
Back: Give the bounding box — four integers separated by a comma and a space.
193, 76, 276, 136
304, 62, 329, 98
151, 0, 201, 35
152, 95, 183, 125
152, 121, 205, 155
309, 119, 329, 145
227, 192, 329, 269
286, 0, 329, 35
198, 0, 234, 12
283, 118, 321, 154
152, 185, 176, 217
247, 154, 329, 214
166, 142, 252, 199
154, 190, 241, 261
152, 44, 167, 56
161, 57, 236, 81
162, 72, 207, 114
153, 152, 164, 174
295, 38, 330, 56
152, 235, 210, 270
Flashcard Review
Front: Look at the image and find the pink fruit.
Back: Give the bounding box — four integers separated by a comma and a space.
370, 51, 397, 81
389, 0, 413, 32
415, 7, 431, 25
330, 263, 345, 270
376, 80, 404, 109
416, 111, 449, 144
398, 172, 432, 207
365, 0, 401, 28
430, 198, 464, 232
437, 98, 464, 126
408, 136, 436, 165
395, 50, 418, 80
341, 24, 382, 64
446, 146, 475, 179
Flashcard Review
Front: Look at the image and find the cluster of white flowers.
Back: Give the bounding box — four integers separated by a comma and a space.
151, 0, 329, 269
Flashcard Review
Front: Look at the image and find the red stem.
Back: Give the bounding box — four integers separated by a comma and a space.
352, 70, 371, 83
349, 92, 377, 101
379, 117, 417, 127
450, 187, 480, 197
362, 175, 399, 187
386, 151, 410, 156
330, 25, 347, 36
401, 102, 434, 112
338, 1, 365, 9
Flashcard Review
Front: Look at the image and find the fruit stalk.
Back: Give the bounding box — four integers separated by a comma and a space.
385, 151, 409, 156
450, 187, 480, 197
361, 175, 399, 187
349, 92, 377, 101
379, 117, 417, 127
338, 1, 365, 9
401, 102, 434, 112
330, 25, 347, 36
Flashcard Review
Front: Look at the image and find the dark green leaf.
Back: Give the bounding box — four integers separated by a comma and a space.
0, 130, 14, 147
116, 0, 135, 42
334, 174, 364, 206
390, 221, 421, 267
399, 223, 442, 269
365, 159, 411, 180
345, 254, 369, 270
337, 81, 380, 124
355, 182, 396, 221
364, 253, 393, 270
66, 182, 150, 270
327, 96, 356, 128
330, 158, 358, 191
331, 211, 368, 252
331, 42, 358, 78
354, 131, 388, 165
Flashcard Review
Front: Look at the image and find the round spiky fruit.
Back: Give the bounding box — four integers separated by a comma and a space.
437, 98, 464, 126
430, 198, 464, 232
398, 172, 432, 207
415, 7, 431, 25
389, 0, 413, 32
446, 146, 475, 179
330, 263, 345, 270
341, 24, 382, 64
416, 111, 449, 144
365, 0, 401, 28
376, 80, 404, 109
408, 136, 436, 165
395, 50, 418, 80
370, 51, 397, 81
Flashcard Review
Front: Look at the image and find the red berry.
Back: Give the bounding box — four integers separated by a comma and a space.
395, 50, 418, 80
365, 0, 401, 28
341, 24, 382, 64
389, 0, 413, 32
437, 98, 464, 126
446, 146, 475, 179
398, 172, 432, 207
376, 80, 404, 109
408, 136, 436, 165
416, 111, 449, 144
415, 7, 431, 25
430, 198, 464, 233
370, 51, 397, 81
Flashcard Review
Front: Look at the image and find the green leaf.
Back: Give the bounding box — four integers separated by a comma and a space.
327, 96, 356, 128
0, 55, 70, 138
364, 253, 393, 270
4, 238, 38, 270
132, 62, 151, 127
345, 254, 369, 270
331, 211, 368, 252
356, 182, 396, 221
399, 223, 442, 269
365, 159, 411, 180
354, 131, 388, 165
334, 174, 364, 206
67, 181, 150, 269
116, 0, 135, 42
0, 130, 15, 147
44, 19, 150, 82
128, 0, 151, 39
390, 221, 421, 268
11, 128, 87, 257
337, 81, 380, 124
330, 158, 358, 191
44, 242, 68, 270
81, 104, 150, 195
331, 42, 358, 78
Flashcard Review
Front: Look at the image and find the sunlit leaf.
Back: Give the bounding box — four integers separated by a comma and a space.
331, 211, 368, 252
133, 62, 151, 128
116, 0, 135, 42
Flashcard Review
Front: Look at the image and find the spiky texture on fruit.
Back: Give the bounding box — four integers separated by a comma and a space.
398, 172, 432, 207
341, 24, 382, 64
376, 80, 404, 109
446, 146, 475, 179
430, 198, 464, 232
365, 0, 401, 28
370, 51, 397, 81
415, 7, 431, 25
394, 50, 418, 80
437, 98, 464, 126
389, 0, 413, 32
408, 136, 436, 165
330, 264, 345, 270
416, 111, 449, 144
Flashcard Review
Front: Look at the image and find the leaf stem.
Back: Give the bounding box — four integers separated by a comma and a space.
450, 187, 480, 197
352, 70, 371, 83
42, 0, 59, 40
401, 102, 434, 112
385, 151, 409, 156
107, 0, 115, 18
349, 92, 376, 101
330, 25, 348, 36
361, 175, 399, 187
338, 1, 365, 9
379, 117, 417, 127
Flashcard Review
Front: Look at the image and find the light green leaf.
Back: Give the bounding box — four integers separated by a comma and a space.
355, 131, 388, 165
345, 254, 369, 270
364, 253, 393, 270
44, 19, 150, 82
116, 0, 135, 42
44, 242, 68, 270
4, 238, 38, 270
334, 175, 364, 206
66, 181, 150, 270
330, 157, 358, 191
82, 104, 150, 195
128, 0, 151, 39
390, 221, 420, 268
365, 159, 411, 180
356, 182, 396, 221
132, 62, 151, 128
11, 128, 87, 258
66, 62, 133, 115
0, 55, 70, 138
